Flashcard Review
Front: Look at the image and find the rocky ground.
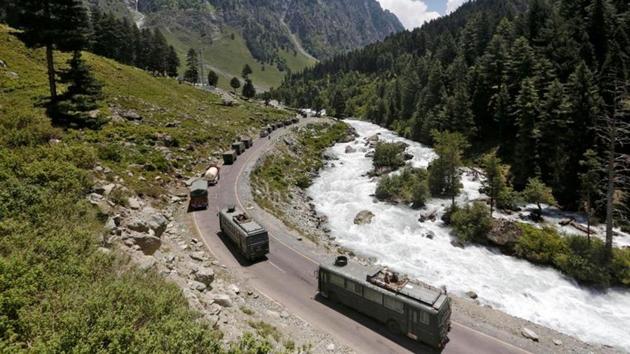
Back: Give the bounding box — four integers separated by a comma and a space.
252, 128, 624, 354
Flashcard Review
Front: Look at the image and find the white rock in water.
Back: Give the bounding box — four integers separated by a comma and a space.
521, 327, 539, 342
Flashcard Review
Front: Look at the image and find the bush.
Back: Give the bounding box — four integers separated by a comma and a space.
450, 202, 492, 242
373, 142, 406, 171
514, 224, 567, 264
375, 167, 429, 207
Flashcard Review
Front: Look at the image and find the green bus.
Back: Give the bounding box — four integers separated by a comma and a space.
318, 256, 451, 349
219, 206, 269, 261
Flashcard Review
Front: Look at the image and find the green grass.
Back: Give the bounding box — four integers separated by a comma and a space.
162, 26, 316, 91
0, 24, 289, 351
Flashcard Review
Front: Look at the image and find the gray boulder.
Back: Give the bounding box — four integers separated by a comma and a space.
212, 294, 233, 307
189, 280, 207, 292
127, 217, 150, 233
193, 267, 215, 287
143, 208, 168, 237
345, 145, 356, 154
354, 210, 375, 225
131, 234, 161, 255
521, 327, 539, 342
121, 110, 142, 121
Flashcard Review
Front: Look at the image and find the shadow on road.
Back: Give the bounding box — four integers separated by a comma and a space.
313, 293, 443, 354
214, 231, 268, 267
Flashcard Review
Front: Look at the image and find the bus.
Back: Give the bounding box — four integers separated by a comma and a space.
219, 206, 269, 261
318, 256, 451, 349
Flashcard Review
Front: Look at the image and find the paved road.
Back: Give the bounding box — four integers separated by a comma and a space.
192, 120, 531, 354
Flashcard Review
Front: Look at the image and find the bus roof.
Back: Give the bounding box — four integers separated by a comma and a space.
320, 258, 446, 311
221, 207, 266, 236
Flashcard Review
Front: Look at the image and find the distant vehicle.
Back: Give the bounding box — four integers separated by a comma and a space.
240, 136, 253, 148
318, 256, 451, 349
260, 129, 269, 138
219, 206, 269, 261
232, 141, 246, 155
291, 117, 299, 124
204, 165, 220, 185
189, 179, 208, 210
223, 150, 237, 165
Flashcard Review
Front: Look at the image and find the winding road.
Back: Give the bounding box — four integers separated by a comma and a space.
191, 119, 531, 354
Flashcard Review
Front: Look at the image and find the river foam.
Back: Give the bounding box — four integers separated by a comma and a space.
307, 120, 630, 351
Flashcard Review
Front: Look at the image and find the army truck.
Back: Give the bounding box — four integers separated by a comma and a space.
219, 206, 269, 261
240, 136, 253, 148
260, 127, 270, 138
189, 179, 208, 210
318, 256, 451, 349
204, 165, 220, 185
223, 150, 237, 165
232, 141, 246, 155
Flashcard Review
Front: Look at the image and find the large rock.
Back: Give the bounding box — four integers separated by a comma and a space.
345, 145, 356, 154
487, 219, 523, 247
128, 197, 142, 210
143, 208, 168, 237
193, 267, 215, 287
131, 234, 162, 255
189, 280, 207, 292
354, 210, 375, 225
137, 256, 156, 271
121, 110, 142, 121
521, 327, 539, 342
127, 217, 150, 233
212, 294, 233, 307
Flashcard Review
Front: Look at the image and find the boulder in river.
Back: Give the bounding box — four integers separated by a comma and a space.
466, 291, 478, 299
354, 210, 375, 225
345, 145, 356, 154
487, 219, 523, 248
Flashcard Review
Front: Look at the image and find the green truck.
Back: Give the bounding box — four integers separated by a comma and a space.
219, 206, 269, 261
189, 179, 208, 210
318, 256, 451, 349
223, 150, 237, 165
232, 141, 246, 155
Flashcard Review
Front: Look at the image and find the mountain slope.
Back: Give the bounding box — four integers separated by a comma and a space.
272, 0, 630, 209
129, 0, 403, 89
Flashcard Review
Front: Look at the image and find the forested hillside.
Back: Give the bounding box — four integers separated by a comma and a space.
273, 0, 630, 209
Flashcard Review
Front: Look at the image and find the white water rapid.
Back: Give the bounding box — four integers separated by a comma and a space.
307, 120, 630, 351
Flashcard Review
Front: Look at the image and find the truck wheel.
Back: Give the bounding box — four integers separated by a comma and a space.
387, 320, 400, 335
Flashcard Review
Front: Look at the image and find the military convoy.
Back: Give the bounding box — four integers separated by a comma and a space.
318, 256, 451, 349
219, 206, 269, 261
189, 179, 209, 210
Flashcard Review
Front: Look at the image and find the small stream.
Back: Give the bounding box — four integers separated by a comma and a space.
307, 119, 630, 351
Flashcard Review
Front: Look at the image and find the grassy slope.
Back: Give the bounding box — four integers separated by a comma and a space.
163, 26, 316, 91
0, 24, 286, 351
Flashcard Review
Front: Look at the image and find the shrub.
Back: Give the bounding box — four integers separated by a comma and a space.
375, 167, 429, 208
450, 202, 492, 242
373, 142, 406, 171
514, 224, 567, 264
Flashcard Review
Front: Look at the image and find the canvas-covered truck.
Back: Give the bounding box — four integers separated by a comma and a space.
219, 206, 269, 261
318, 256, 451, 349
204, 165, 220, 185
189, 179, 209, 210
223, 150, 237, 165
240, 136, 253, 148
232, 141, 246, 155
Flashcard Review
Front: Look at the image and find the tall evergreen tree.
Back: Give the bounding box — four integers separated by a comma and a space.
166, 46, 180, 78
230, 77, 241, 93
207, 70, 219, 86
513, 78, 542, 188
242, 79, 256, 99
579, 149, 601, 243
9, 0, 90, 100
428, 130, 469, 207
241, 64, 253, 79
184, 48, 199, 83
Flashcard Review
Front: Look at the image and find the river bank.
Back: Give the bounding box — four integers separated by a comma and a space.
251, 119, 624, 353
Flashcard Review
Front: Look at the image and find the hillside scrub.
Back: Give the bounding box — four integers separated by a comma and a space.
375, 167, 429, 208
0, 24, 289, 351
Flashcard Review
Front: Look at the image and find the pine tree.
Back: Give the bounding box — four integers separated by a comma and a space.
150, 29, 170, 74
166, 46, 180, 78
207, 70, 219, 86
513, 78, 542, 188
481, 149, 509, 216
230, 77, 241, 93
332, 90, 346, 118
428, 130, 469, 207
522, 177, 556, 217
241, 64, 253, 78
242, 79, 256, 99
184, 48, 199, 83
9, 0, 90, 100
51, 51, 106, 129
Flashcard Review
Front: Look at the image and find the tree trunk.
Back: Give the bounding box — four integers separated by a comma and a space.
46, 44, 57, 101
604, 137, 615, 261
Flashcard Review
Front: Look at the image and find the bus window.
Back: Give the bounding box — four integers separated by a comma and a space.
419, 310, 430, 325
330, 273, 345, 288
320, 271, 328, 283
345, 280, 362, 296
384, 296, 404, 314
364, 287, 383, 304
